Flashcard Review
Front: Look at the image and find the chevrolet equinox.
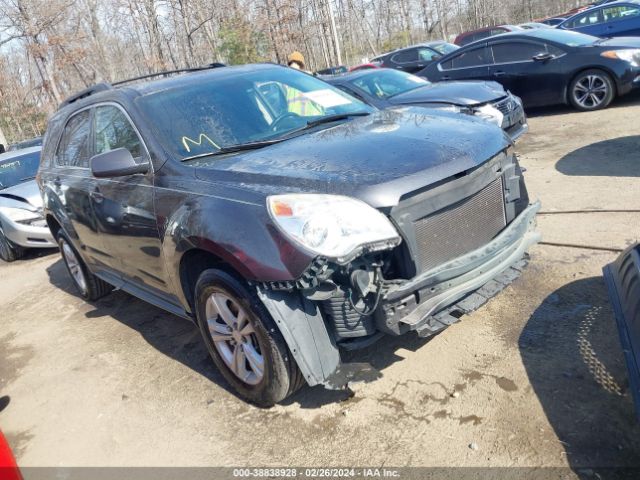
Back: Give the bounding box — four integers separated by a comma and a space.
38, 64, 540, 406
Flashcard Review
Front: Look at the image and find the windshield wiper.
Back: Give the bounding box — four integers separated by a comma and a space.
20, 175, 36, 181
181, 139, 285, 162
305, 111, 371, 128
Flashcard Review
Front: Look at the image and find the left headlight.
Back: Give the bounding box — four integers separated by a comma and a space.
268, 194, 401, 263
473, 103, 504, 127
0, 206, 45, 226
602, 49, 640, 67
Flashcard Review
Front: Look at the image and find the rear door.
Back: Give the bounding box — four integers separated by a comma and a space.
437, 44, 492, 82
89, 104, 170, 296
602, 3, 640, 36
49, 109, 113, 271
488, 40, 565, 107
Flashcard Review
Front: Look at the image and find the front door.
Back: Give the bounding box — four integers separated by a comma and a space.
602, 4, 640, 36
90, 104, 170, 296
487, 40, 565, 107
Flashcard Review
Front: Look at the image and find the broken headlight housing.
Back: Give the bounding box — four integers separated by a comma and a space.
268, 194, 401, 264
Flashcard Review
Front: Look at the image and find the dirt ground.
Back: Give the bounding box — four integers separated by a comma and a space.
1, 93, 640, 474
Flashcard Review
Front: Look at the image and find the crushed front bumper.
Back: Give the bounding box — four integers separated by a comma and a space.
376, 201, 541, 337
603, 243, 640, 421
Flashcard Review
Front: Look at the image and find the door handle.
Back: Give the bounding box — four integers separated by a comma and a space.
441, 75, 451, 81
494, 71, 507, 78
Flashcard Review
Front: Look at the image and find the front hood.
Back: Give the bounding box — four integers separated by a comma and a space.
0, 180, 42, 211
388, 81, 506, 107
193, 108, 510, 208
596, 37, 640, 49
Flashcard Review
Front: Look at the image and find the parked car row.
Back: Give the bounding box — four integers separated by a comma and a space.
418, 29, 640, 111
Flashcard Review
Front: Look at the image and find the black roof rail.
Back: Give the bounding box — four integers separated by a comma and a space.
57, 63, 226, 110
59, 82, 112, 109
112, 62, 226, 87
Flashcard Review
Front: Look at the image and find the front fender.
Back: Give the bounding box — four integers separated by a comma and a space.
158, 193, 316, 309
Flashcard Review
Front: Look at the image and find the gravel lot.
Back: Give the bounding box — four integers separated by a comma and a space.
1, 94, 640, 473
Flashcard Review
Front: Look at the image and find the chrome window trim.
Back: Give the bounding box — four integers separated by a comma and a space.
437, 41, 566, 72
54, 101, 152, 173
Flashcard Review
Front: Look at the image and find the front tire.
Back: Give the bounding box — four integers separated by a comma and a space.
195, 269, 304, 406
0, 227, 24, 263
569, 69, 615, 111
57, 232, 112, 300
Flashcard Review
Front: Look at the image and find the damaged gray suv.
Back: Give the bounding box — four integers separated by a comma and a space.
39, 64, 540, 406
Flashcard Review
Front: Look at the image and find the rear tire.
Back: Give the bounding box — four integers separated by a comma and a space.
569, 69, 615, 111
0, 227, 24, 263
195, 269, 304, 407
57, 231, 112, 300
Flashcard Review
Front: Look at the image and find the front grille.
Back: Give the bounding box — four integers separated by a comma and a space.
492, 97, 515, 115
412, 178, 506, 272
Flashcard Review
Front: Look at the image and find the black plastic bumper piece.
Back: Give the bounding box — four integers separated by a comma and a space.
603, 243, 640, 422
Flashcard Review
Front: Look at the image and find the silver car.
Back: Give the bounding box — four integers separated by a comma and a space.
0, 146, 55, 262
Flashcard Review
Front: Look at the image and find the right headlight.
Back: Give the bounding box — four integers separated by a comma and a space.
267, 194, 401, 263
602, 49, 640, 67
0, 206, 43, 225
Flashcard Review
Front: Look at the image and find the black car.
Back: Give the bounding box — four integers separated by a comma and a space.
371, 42, 459, 73
39, 64, 539, 406
419, 28, 640, 111
324, 68, 528, 142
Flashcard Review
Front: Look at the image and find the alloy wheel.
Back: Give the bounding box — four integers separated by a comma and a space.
61, 240, 87, 294
206, 292, 264, 385
573, 75, 608, 109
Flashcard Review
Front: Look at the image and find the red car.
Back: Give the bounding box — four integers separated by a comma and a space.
0, 431, 22, 480
349, 63, 381, 72
454, 25, 523, 46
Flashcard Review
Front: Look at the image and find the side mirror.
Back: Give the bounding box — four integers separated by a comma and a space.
533, 52, 554, 62
0, 144, 5, 154
90, 148, 149, 178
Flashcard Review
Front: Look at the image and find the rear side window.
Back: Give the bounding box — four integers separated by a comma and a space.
491, 42, 547, 63
391, 49, 418, 64
56, 110, 91, 168
94, 105, 145, 163
441, 46, 489, 70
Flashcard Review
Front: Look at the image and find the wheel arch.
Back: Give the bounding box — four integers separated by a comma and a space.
178, 247, 247, 314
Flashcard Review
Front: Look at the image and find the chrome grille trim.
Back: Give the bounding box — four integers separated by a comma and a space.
412, 178, 506, 272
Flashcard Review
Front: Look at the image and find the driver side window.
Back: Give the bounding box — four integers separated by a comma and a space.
94, 105, 145, 163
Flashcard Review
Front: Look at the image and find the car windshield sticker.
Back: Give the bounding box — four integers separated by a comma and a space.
302, 89, 352, 108
182, 134, 220, 153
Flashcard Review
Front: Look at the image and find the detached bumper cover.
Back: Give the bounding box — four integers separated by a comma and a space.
603, 243, 640, 421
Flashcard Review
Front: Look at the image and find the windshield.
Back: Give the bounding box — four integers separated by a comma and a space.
0, 150, 41, 190
349, 69, 430, 100
135, 67, 373, 160
527, 28, 598, 47
431, 43, 459, 55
